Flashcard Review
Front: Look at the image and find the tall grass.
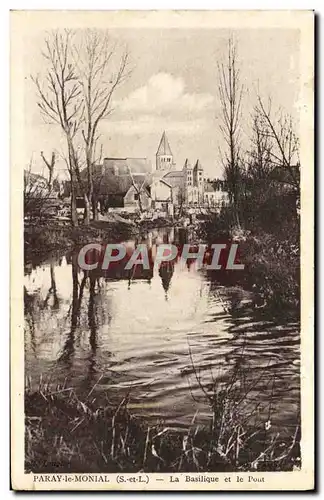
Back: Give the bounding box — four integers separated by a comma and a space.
25, 360, 300, 473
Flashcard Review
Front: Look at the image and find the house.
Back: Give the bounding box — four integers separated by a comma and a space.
99, 156, 173, 212
103, 157, 152, 176
96, 170, 151, 212
146, 170, 173, 210
204, 180, 229, 209
73, 159, 152, 212
163, 170, 185, 205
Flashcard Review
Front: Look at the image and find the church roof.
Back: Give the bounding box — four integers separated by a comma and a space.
103, 157, 152, 175
146, 170, 168, 182
81, 164, 147, 196
156, 131, 173, 156
164, 170, 183, 178
163, 170, 184, 188
194, 159, 203, 171
183, 158, 193, 170
127, 158, 152, 174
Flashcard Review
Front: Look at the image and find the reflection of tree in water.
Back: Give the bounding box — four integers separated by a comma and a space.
24, 263, 62, 353
58, 255, 86, 368
57, 259, 114, 392
24, 286, 36, 353
83, 271, 115, 390
159, 261, 175, 301
86, 272, 99, 388
25, 263, 61, 313
176, 227, 188, 246
43, 264, 60, 310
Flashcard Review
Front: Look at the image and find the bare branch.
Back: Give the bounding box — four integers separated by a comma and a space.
218, 37, 243, 226
255, 94, 299, 190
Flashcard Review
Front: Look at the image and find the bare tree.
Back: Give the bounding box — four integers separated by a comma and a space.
218, 38, 244, 227
75, 30, 130, 220
255, 96, 300, 193
24, 157, 54, 221
40, 151, 56, 191
248, 113, 273, 180
33, 30, 131, 225
239, 112, 274, 219
32, 30, 86, 226
128, 170, 146, 213
57, 146, 88, 223
176, 186, 186, 218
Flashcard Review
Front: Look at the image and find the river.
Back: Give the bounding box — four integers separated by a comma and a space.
24, 226, 300, 437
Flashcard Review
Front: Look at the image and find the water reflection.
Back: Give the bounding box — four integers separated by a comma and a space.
159, 261, 174, 300
24, 227, 300, 432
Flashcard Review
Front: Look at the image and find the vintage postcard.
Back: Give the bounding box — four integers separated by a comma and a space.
11, 10, 314, 491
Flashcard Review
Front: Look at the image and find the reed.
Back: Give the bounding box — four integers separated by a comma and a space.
25, 370, 300, 473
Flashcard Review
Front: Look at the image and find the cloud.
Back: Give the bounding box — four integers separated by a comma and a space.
103, 115, 209, 135
120, 73, 214, 114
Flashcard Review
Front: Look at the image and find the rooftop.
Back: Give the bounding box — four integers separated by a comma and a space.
103, 157, 152, 175
156, 131, 173, 156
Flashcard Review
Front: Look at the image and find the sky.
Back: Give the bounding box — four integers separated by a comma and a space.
23, 27, 301, 179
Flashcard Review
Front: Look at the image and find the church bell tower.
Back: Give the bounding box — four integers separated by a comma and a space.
156, 131, 173, 171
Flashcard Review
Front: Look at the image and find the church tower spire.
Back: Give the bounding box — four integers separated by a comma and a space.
156, 131, 173, 170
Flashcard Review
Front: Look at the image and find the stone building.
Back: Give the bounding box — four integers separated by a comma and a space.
154, 131, 207, 206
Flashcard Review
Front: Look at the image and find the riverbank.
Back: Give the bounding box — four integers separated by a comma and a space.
24, 214, 184, 261
25, 380, 300, 474
197, 215, 300, 320
24, 218, 137, 262
239, 231, 300, 319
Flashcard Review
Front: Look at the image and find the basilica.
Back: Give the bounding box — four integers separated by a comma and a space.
98, 131, 227, 211
152, 131, 229, 210
154, 131, 205, 206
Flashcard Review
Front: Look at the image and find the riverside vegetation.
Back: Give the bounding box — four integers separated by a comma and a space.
25, 354, 300, 473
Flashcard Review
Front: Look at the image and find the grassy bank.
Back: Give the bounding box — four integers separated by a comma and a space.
239, 231, 299, 319
25, 377, 300, 474
198, 211, 300, 320
24, 219, 137, 261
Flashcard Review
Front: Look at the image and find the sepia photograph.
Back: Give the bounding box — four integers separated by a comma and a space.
10, 10, 314, 491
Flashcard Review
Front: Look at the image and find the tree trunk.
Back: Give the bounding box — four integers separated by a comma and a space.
83, 194, 91, 225
234, 191, 241, 229
136, 191, 143, 213
70, 176, 78, 227
86, 148, 97, 222
92, 195, 99, 221
234, 202, 241, 229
